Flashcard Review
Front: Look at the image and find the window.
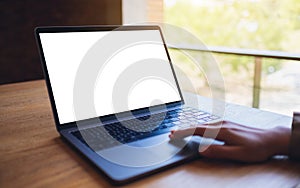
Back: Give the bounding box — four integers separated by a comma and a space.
122, 0, 300, 116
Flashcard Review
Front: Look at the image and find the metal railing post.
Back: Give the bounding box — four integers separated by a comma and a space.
252, 57, 262, 108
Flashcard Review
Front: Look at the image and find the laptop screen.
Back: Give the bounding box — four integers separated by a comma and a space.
38, 27, 182, 124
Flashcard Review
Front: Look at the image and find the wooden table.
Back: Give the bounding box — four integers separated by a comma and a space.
1, 80, 300, 188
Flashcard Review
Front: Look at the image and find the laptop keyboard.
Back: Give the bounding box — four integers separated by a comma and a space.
72, 107, 219, 151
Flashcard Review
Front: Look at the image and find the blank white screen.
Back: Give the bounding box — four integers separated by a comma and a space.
40, 30, 181, 124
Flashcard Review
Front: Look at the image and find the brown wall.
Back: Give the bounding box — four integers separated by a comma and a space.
0, 0, 122, 84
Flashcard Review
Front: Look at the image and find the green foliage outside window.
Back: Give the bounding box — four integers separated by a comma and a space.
164, 0, 300, 74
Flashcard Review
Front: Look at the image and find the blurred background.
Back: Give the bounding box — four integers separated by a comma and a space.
1, 0, 299, 116
0, 0, 122, 84
123, 0, 300, 116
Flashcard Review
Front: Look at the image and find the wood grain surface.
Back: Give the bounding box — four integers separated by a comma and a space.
0, 80, 299, 188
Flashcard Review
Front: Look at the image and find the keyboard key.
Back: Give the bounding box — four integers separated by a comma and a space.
72, 107, 219, 151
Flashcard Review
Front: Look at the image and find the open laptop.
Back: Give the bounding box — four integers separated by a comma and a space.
35, 25, 221, 185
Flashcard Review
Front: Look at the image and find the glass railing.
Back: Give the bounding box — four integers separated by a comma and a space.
168, 44, 300, 116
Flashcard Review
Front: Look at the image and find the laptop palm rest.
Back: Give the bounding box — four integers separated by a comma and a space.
96, 133, 200, 167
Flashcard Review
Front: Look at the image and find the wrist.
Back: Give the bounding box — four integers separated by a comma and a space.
267, 126, 291, 156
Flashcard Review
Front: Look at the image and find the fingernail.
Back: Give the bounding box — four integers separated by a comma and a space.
199, 145, 209, 153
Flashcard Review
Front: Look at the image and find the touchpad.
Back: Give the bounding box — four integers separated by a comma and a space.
96, 134, 198, 167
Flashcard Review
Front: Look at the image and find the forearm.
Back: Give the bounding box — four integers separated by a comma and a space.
289, 112, 300, 160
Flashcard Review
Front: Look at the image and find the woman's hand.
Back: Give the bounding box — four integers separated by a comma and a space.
169, 121, 291, 162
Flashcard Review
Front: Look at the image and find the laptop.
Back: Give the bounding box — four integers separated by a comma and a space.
35, 25, 221, 185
